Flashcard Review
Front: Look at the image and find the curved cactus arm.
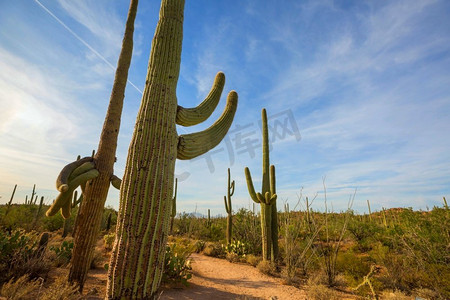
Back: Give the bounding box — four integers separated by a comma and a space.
177, 91, 238, 160
62, 195, 72, 219
110, 174, 122, 190
245, 167, 260, 203
47, 169, 99, 217
230, 180, 235, 196
56, 157, 93, 192
224, 195, 230, 213
68, 162, 96, 182
176, 72, 225, 126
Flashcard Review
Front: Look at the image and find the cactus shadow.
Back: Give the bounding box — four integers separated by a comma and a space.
159, 282, 263, 299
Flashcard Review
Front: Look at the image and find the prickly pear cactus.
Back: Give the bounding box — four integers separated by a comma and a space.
106, 0, 238, 298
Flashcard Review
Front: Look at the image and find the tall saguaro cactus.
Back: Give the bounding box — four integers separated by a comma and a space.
45, 0, 139, 291
106, 0, 238, 298
245, 108, 278, 262
223, 168, 235, 245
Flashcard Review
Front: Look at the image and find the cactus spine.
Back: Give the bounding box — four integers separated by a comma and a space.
223, 168, 235, 245
245, 109, 278, 262
107, 0, 238, 298
170, 178, 177, 234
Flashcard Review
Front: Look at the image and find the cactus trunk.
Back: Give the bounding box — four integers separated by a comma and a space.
107, 0, 237, 297
67, 0, 138, 290
261, 202, 272, 261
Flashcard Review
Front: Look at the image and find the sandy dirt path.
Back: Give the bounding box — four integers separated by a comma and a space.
159, 253, 307, 300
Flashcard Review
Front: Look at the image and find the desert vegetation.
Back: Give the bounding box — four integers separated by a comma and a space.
0, 0, 449, 299
0, 192, 448, 299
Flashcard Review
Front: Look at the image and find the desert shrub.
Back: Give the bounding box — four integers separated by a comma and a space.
202, 242, 225, 257
194, 240, 206, 253
336, 251, 371, 287
347, 216, 383, 252
162, 243, 192, 287
0, 275, 42, 300
246, 254, 261, 267
90, 249, 104, 269
0, 229, 51, 284
103, 232, 115, 251
232, 208, 261, 255
257, 260, 277, 276
0, 205, 38, 231
40, 276, 79, 300
41, 213, 65, 232
306, 283, 340, 300
49, 240, 73, 266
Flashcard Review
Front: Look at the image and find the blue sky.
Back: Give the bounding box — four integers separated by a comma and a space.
1, 0, 449, 215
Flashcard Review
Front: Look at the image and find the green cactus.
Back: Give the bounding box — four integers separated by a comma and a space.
223, 168, 235, 245
32, 196, 45, 229
444, 196, 448, 209
30, 184, 36, 205
244, 108, 278, 262
367, 199, 372, 221
5, 184, 17, 216
170, 178, 177, 234
106, 212, 113, 231
107, 1, 238, 298
206, 209, 212, 228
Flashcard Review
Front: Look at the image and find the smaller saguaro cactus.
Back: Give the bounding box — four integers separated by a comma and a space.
367, 199, 372, 221
32, 196, 45, 229
30, 184, 36, 205
5, 184, 17, 216
170, 178, 177, 234
223, 168, 235, 245
106, 212, 113, 231
206, 209, 212, 228
444, 196, 448, 209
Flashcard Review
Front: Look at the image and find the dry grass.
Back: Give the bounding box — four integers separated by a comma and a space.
0, 275, 42, 300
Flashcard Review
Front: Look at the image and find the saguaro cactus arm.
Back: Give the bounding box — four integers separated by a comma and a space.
245, 167, 260, 203
110, 174, 122, 190
176, 72, 225, 126
56, 157, 94, 192
224, 196, 230, 213
177, 91, 238, 160
47, 168, 99, 217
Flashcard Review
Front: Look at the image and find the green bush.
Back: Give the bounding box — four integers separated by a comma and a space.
162, 244, 192, 287
103, 232, 115, 251
0, 229, 50, 284
49, 240, 73, 266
